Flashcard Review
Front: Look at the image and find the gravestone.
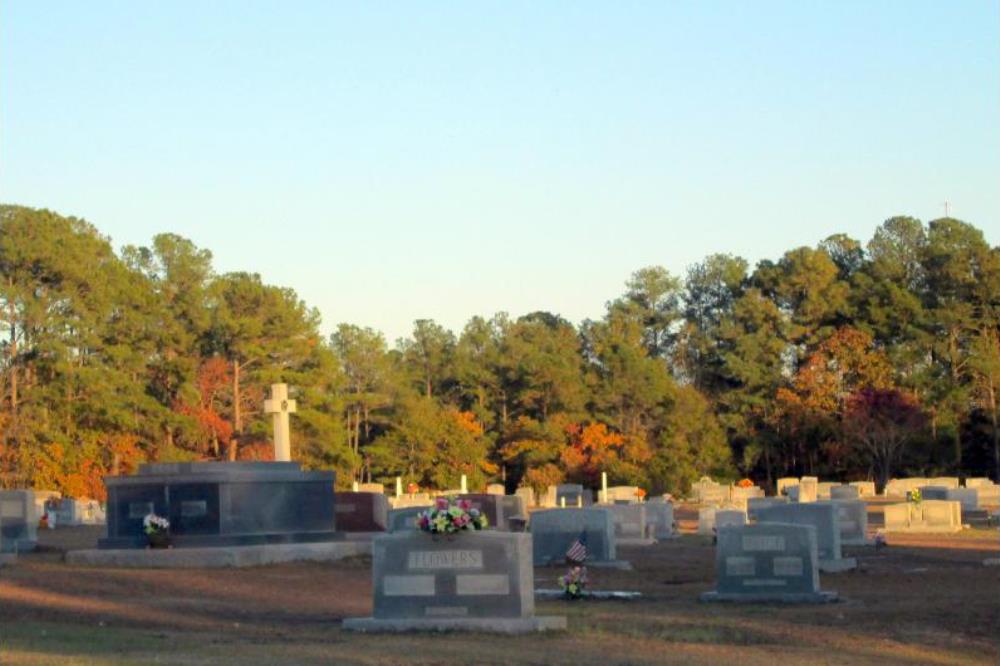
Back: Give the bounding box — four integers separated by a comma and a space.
344, 531, 565, 632
729, 485, 764, 509
700, 523, 837, 603
884, 478, 928, 498
358, 483, 384, 494
100, 461, 337, 549
698, 506, 746, 535
964, 478, 992, 489
776, 478, 799, 497
486, 484, 505, 496
821, 499, 869, 546
883, 500, 964, 532
29, 490, 61, 522
747, 497, 789, 522
530, 508, 626, 567
0, 490, 37, 553
690, 478, 730, 505
334, 492, 389, 532
455, 494, 506, 530
388, 506, 428, 532
500, 495, 527, 531
816, 482, 837, 500
54, 498, 106, 526
849, 481, 876, 497
554, 484, 592, 507
829, 485, 859, 501
755, 502, 856, 572
605, 486, 641, 504
921, 487, 978, 512
606, 504, 654, 545
645, 499, 675, 539
514, 487, 535, 509
797, 477, 818, 503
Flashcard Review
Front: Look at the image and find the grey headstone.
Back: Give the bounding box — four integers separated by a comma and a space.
371, 530, 534, 619
644, 500, 674, 538
500, 496, 527, 531
529, 508, 617, 565
747, 497, 789, 522
701, 522, 837, 603
755, 502, 856, 572
605, 504, 648, 541
0, 491, 37, 553
554, 484, 592, 507
820, 499, 868, 545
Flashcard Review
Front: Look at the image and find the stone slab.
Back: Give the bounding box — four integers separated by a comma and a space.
334, 492, 389, 532
342, 616, 566, 633
530, 508, 617, 565
700, 590, 838, 604
66, 540, 371, 568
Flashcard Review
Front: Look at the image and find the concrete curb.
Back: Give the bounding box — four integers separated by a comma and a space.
65, 540, 372, 568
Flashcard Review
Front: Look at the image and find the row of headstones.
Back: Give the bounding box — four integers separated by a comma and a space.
688, 477, 766, 506
884, 478, 999, 507
0, 490, 107, 553
344, 502, 678, 631
775, 478, 877, 503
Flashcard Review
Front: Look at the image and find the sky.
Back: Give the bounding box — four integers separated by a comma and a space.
2, 2, 998, 343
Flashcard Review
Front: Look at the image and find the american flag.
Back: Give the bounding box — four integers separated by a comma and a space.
565, 531, 588, 563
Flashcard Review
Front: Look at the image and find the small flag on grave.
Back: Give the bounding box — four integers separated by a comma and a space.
566, 531, 588, 563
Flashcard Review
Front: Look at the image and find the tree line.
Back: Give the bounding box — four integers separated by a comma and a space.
1, 204, 997, 499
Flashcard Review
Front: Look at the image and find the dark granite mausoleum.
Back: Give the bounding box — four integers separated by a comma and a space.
100, 461, 337, 549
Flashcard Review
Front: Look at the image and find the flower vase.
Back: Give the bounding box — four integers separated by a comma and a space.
147, 530, 172, 549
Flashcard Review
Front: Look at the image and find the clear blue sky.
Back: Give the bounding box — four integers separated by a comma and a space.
2, 2, 997, 343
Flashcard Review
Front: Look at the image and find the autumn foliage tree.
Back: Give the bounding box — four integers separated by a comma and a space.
843, 388, 926, 489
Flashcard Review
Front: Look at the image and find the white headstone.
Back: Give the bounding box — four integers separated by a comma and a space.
263, 383, 297, 462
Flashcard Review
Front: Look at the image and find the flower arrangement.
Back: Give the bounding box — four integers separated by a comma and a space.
406, 482, 419, 494
737, 478, 754, 488
417, 498, 488, 534
635, 488, 647, 500
143, 512, 171, 549
909, 489, 922, 505
559, 565, 588, 599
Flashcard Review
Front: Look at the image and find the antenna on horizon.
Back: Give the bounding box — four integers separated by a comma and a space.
943, 201, 951, 217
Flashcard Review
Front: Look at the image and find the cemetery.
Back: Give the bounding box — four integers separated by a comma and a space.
1, 4, 998, 662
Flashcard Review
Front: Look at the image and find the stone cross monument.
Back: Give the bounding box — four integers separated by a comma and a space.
263, 383, 297, 462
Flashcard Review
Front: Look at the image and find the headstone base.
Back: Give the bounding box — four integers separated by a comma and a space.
0, 554, 15, 567
700, 590, 838, 604
342, 616, 566, 633
66, 541, 370, 569
534, 559, 634, 570
618, 537, 658, 547
841, 537, 875, 547
819, 557, 858, 573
